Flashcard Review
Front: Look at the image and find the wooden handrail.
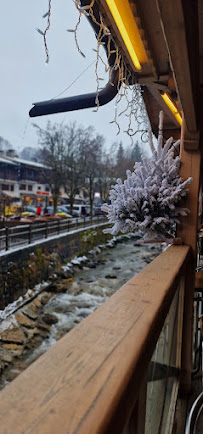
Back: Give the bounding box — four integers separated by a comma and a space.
0, 245, 191, 433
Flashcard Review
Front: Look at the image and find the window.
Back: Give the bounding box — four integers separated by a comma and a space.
2, 184, 9, 191
28, 185, 33, 191
38, 186, 41, 190
10, 185, 14, 191
45, 187, 49, 192
20, 184, 26, 191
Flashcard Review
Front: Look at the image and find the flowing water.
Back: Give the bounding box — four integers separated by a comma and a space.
0, 235, 162, 388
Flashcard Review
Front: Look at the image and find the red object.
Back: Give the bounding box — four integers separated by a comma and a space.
36, 191, 50, 196
36, 206, 42, 216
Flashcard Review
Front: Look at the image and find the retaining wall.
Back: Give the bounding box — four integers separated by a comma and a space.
0, 223, 111, 310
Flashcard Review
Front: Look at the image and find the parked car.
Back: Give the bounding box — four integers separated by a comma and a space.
71, 205, 86, 217
25, 206, 37, 214
45, 206, 72, 218
93, 205, 103, 215
58, 205, 71, 214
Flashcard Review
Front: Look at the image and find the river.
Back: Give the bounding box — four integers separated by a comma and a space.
0, 234, 162, 389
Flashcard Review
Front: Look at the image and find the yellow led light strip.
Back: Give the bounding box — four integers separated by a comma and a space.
161, 92, 182, 126
105, 0, 148, 71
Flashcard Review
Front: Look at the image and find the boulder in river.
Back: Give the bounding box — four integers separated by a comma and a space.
42, 313, 59, 325
105, 275, 117, 279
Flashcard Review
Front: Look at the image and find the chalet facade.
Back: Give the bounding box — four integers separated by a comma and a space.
0, 153, 51, 205
0, 152, 88, 206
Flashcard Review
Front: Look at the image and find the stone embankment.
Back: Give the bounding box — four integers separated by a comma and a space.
0, 270, 76, 385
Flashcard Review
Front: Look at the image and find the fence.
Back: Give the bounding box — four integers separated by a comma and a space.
0, 215, 106, 252
0, 244, 192, 433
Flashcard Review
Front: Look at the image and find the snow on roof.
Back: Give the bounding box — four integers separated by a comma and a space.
0, 157, 16, 165
0, 155, 48, 169
11, 157, 46, 169
0, 154, 49, 169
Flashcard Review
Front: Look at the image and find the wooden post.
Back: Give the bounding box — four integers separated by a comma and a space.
127, 373, 147, 434
45, 222, 48, 239
28, 225, 32, 244
177, 117, 201, 393
5, 227, 9, 251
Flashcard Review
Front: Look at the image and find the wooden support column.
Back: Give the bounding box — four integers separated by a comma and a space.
177, 118, 201, 393
178, 119, 201, 254
127, 373, 147, 434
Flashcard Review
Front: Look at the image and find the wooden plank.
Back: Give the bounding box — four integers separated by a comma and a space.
128, 373, 147, 434
146, 84, 181, 127
98, 0, 155, 77
184, 130, 200, 152
177, 119, 201, 256
195, 272, 203, 289
156, 0, 198, 135
177, 118, 201, 393
0, 246, 190, 434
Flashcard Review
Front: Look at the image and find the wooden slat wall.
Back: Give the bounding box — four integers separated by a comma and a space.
0, 245, 190, 434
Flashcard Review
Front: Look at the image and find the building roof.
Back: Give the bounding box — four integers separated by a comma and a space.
0, 157, 17, 166
7, 157, 46, 169
0, 155, 47, 169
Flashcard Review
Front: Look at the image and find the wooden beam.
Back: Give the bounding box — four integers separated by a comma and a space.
97, 0, 156, 78
147, 84, 181, 127
177, 119, 201, 255
195, 272, 203, 289
0, 246, 190, 434
152, 128, 181, 141
184, 130, 200, 151
156, 0, 199, 135
177, 118, 201, 393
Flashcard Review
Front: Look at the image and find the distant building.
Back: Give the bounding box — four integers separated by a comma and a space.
0, 151, 88, 207
0, 152, 51, 206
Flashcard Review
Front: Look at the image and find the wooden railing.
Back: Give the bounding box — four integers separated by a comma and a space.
0, 215, 106, 252
0, 245, 191, 433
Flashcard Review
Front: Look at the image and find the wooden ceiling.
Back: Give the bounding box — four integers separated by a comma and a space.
98, 0, 201, 146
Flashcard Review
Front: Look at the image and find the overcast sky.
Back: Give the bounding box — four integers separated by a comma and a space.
0, 0, 143, 152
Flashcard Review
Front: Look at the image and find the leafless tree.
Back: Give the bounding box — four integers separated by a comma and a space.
83, 133, 105, 216
97, 150, 115, 202
34, 122, 67, 213
62, 123, 89, 213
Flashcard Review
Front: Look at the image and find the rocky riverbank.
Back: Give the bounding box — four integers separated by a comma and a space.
0, 234, 162, 389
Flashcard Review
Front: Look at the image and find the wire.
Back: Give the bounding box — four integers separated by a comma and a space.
51, 59, 96, 100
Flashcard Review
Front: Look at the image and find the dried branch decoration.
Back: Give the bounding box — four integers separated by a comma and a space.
71, 0, 150, 140
102, 111, 193, 242
37, 0, 150, 139
36, 0, 52, 64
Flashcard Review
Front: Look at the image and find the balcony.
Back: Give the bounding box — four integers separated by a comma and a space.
0, 244, 198, 433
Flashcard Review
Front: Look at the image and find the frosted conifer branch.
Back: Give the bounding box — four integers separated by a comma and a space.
102, 111, 193, 242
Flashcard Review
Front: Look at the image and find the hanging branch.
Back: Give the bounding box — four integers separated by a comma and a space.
36, 0, 52, 63
70, 0, 150, 141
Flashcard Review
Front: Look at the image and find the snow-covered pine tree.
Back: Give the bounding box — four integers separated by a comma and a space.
102, 111, 193, 242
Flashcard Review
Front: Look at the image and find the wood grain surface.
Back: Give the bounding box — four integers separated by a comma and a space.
0, 245, 190, 434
